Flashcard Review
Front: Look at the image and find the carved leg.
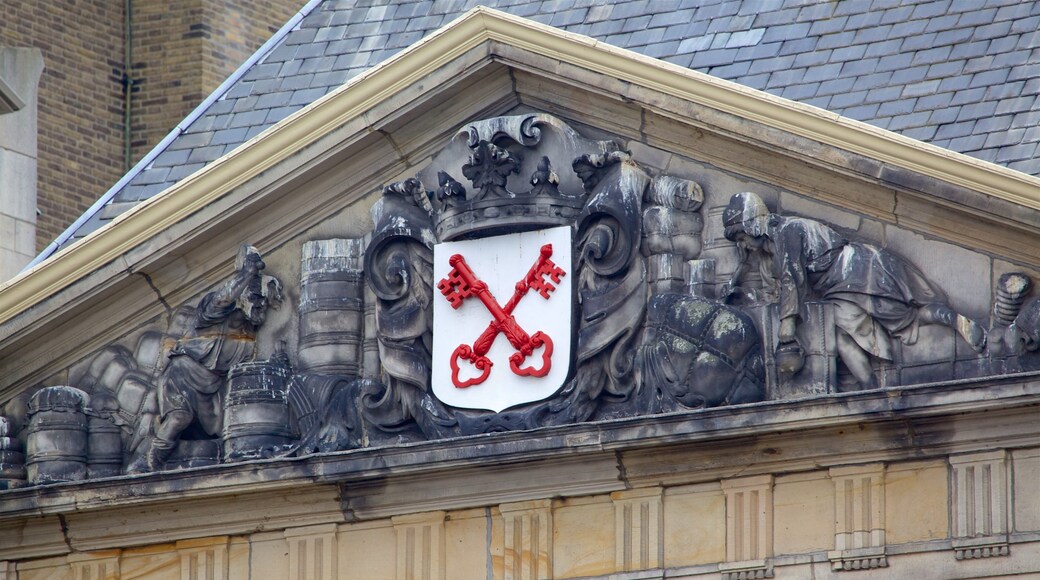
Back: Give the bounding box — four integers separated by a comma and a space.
919, 304, 987, 353
125, 410, 192, 474
836, 330, 877, 389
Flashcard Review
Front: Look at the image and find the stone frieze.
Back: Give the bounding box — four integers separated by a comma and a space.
2, 113, 1038, 487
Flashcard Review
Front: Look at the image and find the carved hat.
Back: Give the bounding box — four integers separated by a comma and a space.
722, 192, 771, 241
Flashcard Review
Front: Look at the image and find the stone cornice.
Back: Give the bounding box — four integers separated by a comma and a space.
0, 376, 1036, 528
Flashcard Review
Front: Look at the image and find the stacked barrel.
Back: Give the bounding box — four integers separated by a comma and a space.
223, 357, 294, 461
298, 238, 366, 376
0, 415, 27, 489
26, 386, 90, 484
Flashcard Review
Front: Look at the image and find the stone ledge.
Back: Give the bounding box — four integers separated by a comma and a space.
0, 374, 1037, 523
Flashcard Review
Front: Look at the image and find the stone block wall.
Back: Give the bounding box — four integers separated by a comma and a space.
0, 1, 300, 253
4, 450, 1039, 579
0, 48, 43, 280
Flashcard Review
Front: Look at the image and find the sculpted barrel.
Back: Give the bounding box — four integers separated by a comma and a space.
297, 238, 365, 376
26, 386, 89, 484
223, 358, 294, 462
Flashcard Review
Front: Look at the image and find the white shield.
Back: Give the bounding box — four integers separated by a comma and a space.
432, 226, 573, 412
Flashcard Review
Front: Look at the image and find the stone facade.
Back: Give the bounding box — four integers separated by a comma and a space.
0, 9, 1038, 580
0, 0, 300, 252
0, 48, 43, 281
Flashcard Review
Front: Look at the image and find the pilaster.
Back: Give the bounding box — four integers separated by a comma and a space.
719, 475, 773, 580
612, 487, 664, 572
827, 463, 887, 571
393, 511, 446, 580
949, 450, 1010, 559
284, 524, 338, 580
69, 550, 120, 580
177, 537, 229, 580
500, 499, 553, 580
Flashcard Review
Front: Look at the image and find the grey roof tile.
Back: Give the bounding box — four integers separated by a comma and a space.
761, 22, 812, 43
866, 85, 906, 104
972, 20, 1013, 41
913, 46, 954, 66
878, 98, 918, 117
690, 48, 740, 69
52, 0, 1040, 255
969, 68, 1011, 88
829, 89, 870, 109
817, 77, 856, 96
808, 16, 848, 36
816, 31, 857, 50
955, 99, 998, 120
211, 128, 251, 146
266, 106, 302, 125
950, 87, 988, 107
975, 114, 1015, 134
780, 82, 821, 101
735, 41, 783, 62
851, 24, 895, 45
880, 5, 915, 25
187, 145, 228, 164
778, 37, 818, 56
903, 125, 939, 140
752, 7, 801, 27
845, 10, 885, 30
801, 63, 843, 83
927, 105, 962, 125
948, 133, 987, 152
853, 72, 894, 92
935, 119, 976, 140
165, 131, 213, 151
1013, 110, 1040, 131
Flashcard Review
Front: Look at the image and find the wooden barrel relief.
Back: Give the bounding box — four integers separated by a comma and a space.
298, 238, 366, 376
223, 359, 294, 462
0, 416, 27, 488
26, 386, 89, 484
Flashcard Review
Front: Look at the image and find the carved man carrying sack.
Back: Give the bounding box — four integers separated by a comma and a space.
128, 245, 281, 473
722, 192, 986, 389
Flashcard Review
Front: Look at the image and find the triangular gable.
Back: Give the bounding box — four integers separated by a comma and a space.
1, 9, 1040, 575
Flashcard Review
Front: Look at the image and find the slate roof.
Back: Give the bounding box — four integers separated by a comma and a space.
40, 0, 1040, 261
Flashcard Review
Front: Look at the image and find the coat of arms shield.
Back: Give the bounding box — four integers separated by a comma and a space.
432, 226, 573, 412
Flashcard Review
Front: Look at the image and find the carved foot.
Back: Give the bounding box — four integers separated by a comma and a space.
957, 315, 988, 353
125, 437, 174, 474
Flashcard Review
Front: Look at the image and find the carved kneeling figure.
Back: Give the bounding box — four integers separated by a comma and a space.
128, 246, 281, 473
722, 192, 986, 389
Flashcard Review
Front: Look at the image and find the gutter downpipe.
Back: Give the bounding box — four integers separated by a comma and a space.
24, 0, 325, 272
124, 0, 133, 172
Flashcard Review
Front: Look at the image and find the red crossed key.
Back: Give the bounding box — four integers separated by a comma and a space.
437, 244, 566, 388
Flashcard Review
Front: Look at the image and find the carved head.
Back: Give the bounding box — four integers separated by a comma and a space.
235, 244, 265, 274
723, 192, 770, 241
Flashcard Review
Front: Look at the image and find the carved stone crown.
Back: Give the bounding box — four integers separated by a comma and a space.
422, 114, 620, 241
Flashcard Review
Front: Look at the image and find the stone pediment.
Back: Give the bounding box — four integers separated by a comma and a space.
2, 8, 1040, 573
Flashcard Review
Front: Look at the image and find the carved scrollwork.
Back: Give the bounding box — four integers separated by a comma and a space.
364, 179, 456, 440
572, 151, 649, 403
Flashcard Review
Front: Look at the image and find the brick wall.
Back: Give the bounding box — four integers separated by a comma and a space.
0, 1, 126, 252
130, 0, 299, 179
1, 1, 301, 252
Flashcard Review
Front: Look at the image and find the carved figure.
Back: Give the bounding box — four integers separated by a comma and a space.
721, 192, 987, 388
128, 245, 281, 473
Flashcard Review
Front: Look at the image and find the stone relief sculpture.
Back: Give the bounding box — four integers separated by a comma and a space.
5, 112, 1040, 486
127, 245, 282, 473
720, 191, 987, 390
